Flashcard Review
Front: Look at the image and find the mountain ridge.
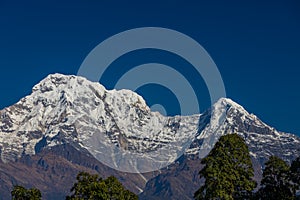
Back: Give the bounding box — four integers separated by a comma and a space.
0, 73, 200, 173
0, 73, 299, 199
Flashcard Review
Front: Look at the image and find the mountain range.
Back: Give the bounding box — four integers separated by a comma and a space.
0, 74, 299, 199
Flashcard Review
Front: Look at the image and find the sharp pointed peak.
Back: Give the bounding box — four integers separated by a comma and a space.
212, 97, 247, 112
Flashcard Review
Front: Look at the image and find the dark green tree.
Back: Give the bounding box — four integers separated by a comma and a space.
291, 156, 300, 190
66, 172, 108, 200
11, 185, 41, 200
104, 176, 138, 200
256, 156, 295, 200
194, 133, 256, 200
290, 157, 300, 200
66, 171, 138, 200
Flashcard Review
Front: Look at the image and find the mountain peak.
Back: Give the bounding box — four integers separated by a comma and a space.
0, 73, 199, 171
0, 73, 299, 173
214, 97, 248, 112
32, 73, 104, 93
0, 74, 300, 198
31, 73, 149, 111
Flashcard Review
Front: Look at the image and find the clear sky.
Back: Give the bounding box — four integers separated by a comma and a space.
0, 1, 299, 135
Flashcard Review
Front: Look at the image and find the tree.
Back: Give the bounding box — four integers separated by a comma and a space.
256, 156, 295, 200
291, 157, 300, 200
104, 176, 138, 200
66, 171, 138, 200
194, 133, 256, 200
66, 172, 108, 200
11, 185, 41, 200
291, 156, 300, 191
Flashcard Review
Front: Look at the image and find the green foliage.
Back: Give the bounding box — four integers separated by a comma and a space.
103, 176, 138, 200
291, 157, 300, 189
11, 185, 41, 200
194, 134, 256, 200
66, 171, 138, 200
256, 156, 299, 200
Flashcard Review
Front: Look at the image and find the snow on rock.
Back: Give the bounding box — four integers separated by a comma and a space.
0, 74, 199, 171
190, 97, 300, 164
0, 73, 299, 170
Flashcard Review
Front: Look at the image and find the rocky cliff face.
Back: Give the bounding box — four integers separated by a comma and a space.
140, 98, 300, 199
0, 73, 199, 173
0, 74, 299, 199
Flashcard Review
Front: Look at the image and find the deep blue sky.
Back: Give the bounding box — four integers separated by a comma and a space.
0, 1, 299, 135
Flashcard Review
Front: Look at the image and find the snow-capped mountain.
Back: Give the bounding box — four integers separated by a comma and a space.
189, 97, 300, 164
0, 73, 299, 200
140, 98, 300, 200
0, 73, 199, 173
1, 73, 299, 167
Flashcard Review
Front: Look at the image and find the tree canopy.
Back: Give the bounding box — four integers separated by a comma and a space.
256, 156, 300, 200
291, 156, 300, 190
194, 133, 256, 200
11, 185, 41, 200
66, 171, 138, 200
